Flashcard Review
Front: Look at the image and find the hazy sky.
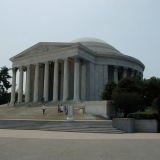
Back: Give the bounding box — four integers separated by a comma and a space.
0, 0, 160, 79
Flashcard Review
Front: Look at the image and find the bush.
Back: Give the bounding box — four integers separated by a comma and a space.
112, 92, 144, 117
127, 111, 158, 119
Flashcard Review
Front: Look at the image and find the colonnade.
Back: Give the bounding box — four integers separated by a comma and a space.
10, 57, 87, 104
10, 57, 141, 105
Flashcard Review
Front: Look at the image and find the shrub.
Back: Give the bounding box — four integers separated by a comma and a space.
127, 111, 158, 119
112, 92, 144, 117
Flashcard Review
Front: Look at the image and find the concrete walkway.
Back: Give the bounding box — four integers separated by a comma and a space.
0, 129, 160, 160
0, 129, 160, 139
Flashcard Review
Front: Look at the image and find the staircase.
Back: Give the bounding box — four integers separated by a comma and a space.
17, 100, 85, 107
0, 120, 125, 134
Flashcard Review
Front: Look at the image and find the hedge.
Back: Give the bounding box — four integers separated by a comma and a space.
127, 111, 158, 119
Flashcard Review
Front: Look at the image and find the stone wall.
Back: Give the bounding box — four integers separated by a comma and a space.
83, 101, 114, 118
113, 118, 159, 133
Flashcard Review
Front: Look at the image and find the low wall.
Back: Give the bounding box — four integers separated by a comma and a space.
113, 118, 159, 133
83, 101, 115, 118
135, 120, 159, 133
112, 118, 135, 133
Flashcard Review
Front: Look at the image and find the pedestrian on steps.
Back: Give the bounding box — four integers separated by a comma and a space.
42, 104, 46, 114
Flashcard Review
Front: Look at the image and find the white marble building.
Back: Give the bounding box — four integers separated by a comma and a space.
10, 37, 145, 104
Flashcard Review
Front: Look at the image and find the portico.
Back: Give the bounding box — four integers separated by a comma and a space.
10, 37, 145, 105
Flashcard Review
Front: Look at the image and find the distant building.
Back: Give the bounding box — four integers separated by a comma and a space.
10, 37, 145, 104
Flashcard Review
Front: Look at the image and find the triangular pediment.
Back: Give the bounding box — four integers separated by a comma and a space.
22, 45, 70, 57
10, 42, 75, 61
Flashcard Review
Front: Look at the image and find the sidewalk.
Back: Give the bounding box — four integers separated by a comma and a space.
1, 129, 160, 160
0, 129, 160, 139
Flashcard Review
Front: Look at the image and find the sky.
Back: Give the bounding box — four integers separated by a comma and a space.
0, 0, 160, 81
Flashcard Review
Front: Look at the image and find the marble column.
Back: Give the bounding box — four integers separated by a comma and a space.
137, 71, 143, 79
131, 69, 135, 77
73, 57, 80, 101
63, 58, 69, 101
81, 60, 86, 101
18, 66, 23, 103
53, 60, 59, 101
33, 64, 39, 102
140, 72, 143, 79
123, 67, 128, 78
136, 70, 140, 77
114, 66, 118, 83
43, 62, 49, 102
88, 62, 95, 101
10, 68, 17, 104
104, 65, 108, 85
60, 62, 64, 100
25, 65, 30, 103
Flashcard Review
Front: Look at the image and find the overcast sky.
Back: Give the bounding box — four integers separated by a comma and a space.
0, 0, 160, 80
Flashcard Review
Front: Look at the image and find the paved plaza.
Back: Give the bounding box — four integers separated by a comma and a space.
0, 129, 160, 160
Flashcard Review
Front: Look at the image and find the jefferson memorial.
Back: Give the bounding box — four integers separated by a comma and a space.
10, 37, 145, 104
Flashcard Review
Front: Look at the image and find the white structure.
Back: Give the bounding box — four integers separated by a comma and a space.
84, 101, 114, 118
10, 37, 145, 104
66, 106, 74, 121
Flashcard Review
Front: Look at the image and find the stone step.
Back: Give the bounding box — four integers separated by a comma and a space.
12, 101, 85, 107
0, 125, 124, 134
0, 120, 113, 126
41, 128, 125, 134
0, 120, 124, 134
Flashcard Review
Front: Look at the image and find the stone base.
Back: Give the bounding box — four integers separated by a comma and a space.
83, 101, 115, 118
113, 118, 135, 133
66, 117, 74, 121
113, 118, 159, 133
135, 120, 159, 133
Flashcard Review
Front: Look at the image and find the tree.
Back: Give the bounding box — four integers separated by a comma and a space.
101, 76, 160, 117
143, 77, 160, 106
101, 81, 117, 100
101, 76, 145, 117
112, 92, 144, 117
0, 66, 12, 104
117, 76, 144, 94
152, 94, 160, 117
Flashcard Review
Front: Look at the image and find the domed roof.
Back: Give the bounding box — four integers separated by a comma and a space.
71, 37, 107, 44
71, 37, 122, 55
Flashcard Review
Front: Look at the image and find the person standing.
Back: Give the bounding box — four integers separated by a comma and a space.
60, 105, 64, 113
64, 106, 67, 114
66, 106, 68, 115
42, 104, 46, 114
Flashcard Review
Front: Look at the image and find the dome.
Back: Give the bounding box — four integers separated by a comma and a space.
71, 37, 122, 55
71, 37, 107, 44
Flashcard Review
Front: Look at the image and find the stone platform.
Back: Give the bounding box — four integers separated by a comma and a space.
0, 120, 125, 134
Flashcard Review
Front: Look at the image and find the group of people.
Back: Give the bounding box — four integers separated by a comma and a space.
57, 105, 68, 115
41, 104, 68, 115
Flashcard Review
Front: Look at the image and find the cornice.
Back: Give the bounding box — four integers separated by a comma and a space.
98, 53, 145, 70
